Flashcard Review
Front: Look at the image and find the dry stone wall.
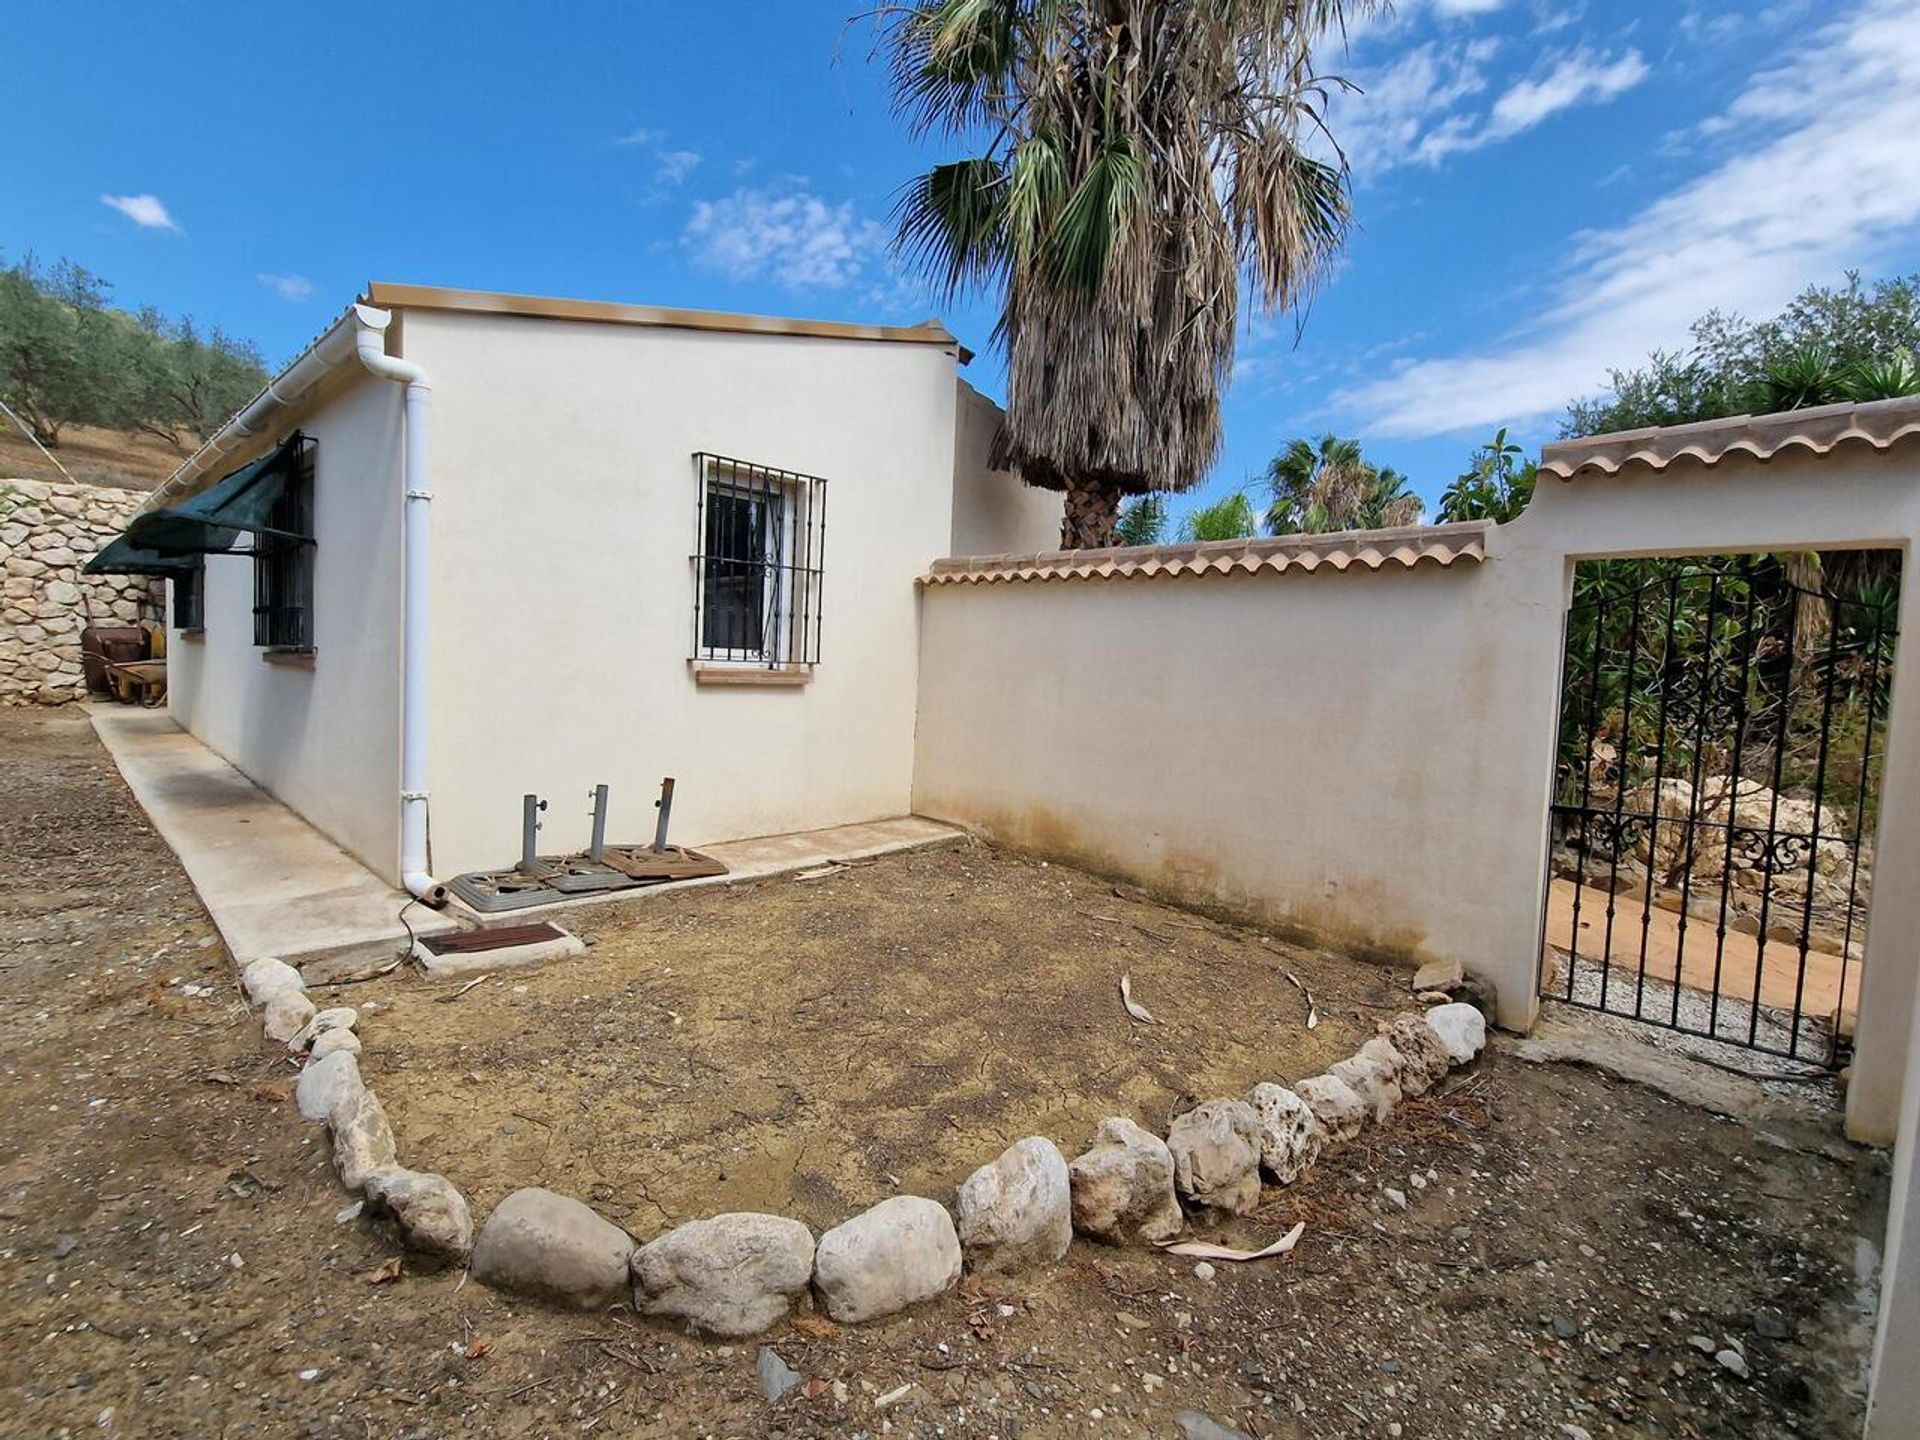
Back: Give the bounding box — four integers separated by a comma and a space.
0, 477, 160, 705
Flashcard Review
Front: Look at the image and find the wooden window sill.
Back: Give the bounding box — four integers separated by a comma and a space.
261, 647, 316, 669
692, 663, 810, 687
175, 628, 205, 640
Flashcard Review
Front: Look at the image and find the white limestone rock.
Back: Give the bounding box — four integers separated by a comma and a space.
241, 957, 304, 1006
1360, 1035, 1418, 1094
331, 1090, 397, 1191
813, 1196, 962, 1324
1426, 1002, 1488, 1065
295, 1050, 364, 1123
1166, 1100, 1263, 1216
1295, 1074, 1369, 1142
364, 1166, 474, 1261
1067, 1117, 1184, 1246
1388, 1013, 1452, 1093
311, 1026, 363, 1059
289, 1006, 359, 1053
955, 1136, 1072, 1275
262, 990, 317, 1043
471, 1188, 637, 1310
1245, 1083, 1324, 1185
1331, 1052, 1402, 1124
631, 1213, 816, 1337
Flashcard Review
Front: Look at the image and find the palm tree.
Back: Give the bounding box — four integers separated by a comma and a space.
1178, 491, 1259, 542
1265, 432, 1422, 534
885, 0, 1374, 549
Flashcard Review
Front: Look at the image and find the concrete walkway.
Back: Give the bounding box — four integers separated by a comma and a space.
89, 707, 456, 971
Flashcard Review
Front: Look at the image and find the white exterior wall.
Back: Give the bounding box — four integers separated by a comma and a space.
400, 309, 990, 881
951, 380, 1063, 555
915, 446, 1920, 1144
166, 376, 404, 878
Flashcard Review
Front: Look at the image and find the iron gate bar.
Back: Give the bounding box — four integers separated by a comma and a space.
1541, 554, 1899, 1069
1835, 607, 1886, 1029
1632, 575, 1684, 1020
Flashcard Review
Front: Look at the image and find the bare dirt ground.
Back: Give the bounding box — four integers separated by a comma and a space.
1, 424, 181, 490
0, 706, 1890, 1439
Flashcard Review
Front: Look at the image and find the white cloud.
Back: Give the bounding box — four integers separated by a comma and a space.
1431, 0, 1507, 14
1336, 0, 1920, 437
684, 186, 888, 289
1333, 38, 1499, 176
100, 193, 180, 232
1416, 48, 1648, 161
616, 126, 664, 147
256, 272, 313, 302
655, 149, 703, 185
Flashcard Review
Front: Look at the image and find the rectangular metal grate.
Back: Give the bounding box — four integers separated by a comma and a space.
419, 922, 570, 956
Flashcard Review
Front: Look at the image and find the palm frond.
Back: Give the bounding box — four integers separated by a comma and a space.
893, 157, 1011, 301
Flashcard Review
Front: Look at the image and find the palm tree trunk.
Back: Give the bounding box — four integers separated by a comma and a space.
1060, 477, 1122, 549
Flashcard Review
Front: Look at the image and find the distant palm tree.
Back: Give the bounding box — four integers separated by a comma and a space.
1265, 433, 1423, 535
1114, 493, 1168, 547
885, 1, 1375, 548
1178, 492, 1259, 543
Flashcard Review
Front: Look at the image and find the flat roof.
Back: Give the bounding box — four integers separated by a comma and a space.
366, 282, 963, 352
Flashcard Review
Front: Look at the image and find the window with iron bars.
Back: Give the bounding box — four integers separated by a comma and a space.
253, 435, 317, 650
690, 453, 826, 669
172, 557, 205, 632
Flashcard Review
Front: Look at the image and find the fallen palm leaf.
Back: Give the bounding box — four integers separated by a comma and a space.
1277, 967, 1319, 1029
1156, 1221, 1305, 1262
1119, 973, 1158, 1025
435, 974, 492, 1003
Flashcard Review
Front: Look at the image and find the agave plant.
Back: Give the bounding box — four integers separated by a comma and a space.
885, 0, 1374, 548
1265, 432, 1422, 534
1844, 352, 1920, 402
1753, 345, 1849, 413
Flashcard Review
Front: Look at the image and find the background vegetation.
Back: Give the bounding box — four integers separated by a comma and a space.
0, 255, 266, 452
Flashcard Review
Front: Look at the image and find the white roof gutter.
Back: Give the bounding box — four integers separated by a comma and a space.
144, 303, 373, 513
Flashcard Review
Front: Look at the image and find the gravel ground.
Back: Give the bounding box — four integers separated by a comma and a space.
0, 706, 1892, 1439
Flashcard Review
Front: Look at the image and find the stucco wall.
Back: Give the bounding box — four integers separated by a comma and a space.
951, 380, 1063, 555
166, 376, 405, 879
0, 478, 158, 704
400, 308, 1003, 880
914, 446, 1920, 1148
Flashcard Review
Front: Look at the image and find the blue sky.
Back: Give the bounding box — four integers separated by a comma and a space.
8, 0, 1920, 524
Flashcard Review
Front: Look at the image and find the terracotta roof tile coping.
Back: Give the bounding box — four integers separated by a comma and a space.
923, 520, 1492, 585
1540, 394, 1920, 480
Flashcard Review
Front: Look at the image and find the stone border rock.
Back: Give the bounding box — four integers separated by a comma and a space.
239, 945, 1492, 1335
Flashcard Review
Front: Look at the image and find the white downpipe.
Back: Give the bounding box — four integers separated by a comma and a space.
351, 306, 440, 901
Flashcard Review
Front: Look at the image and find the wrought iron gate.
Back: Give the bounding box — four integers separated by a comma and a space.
1540, 553, 1900, 1068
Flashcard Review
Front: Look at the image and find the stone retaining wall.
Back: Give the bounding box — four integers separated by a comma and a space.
0, 477, 159, 705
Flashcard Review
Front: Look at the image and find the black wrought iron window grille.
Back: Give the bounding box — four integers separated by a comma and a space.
252, 434, 317, 650
690, 453, 827, 668
173, 557, 205, 631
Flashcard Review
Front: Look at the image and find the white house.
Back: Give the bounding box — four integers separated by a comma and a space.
94, 284, 1059, 890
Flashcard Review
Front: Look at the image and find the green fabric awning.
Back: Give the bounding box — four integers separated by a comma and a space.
125, 433, 313, 555
83, 534, 203, 578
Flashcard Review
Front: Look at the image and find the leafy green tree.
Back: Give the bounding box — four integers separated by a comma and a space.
1438, 427, 1537, 524
0, 255, 267, 451
1265, 432, 1422, 535
123, 310, 269, 447
1178, 491, 1258, 542
1115, 493, 1168, 547
1565, 271, 1920, 436
884, 0, 1374, 548
0, 257, 124, 446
